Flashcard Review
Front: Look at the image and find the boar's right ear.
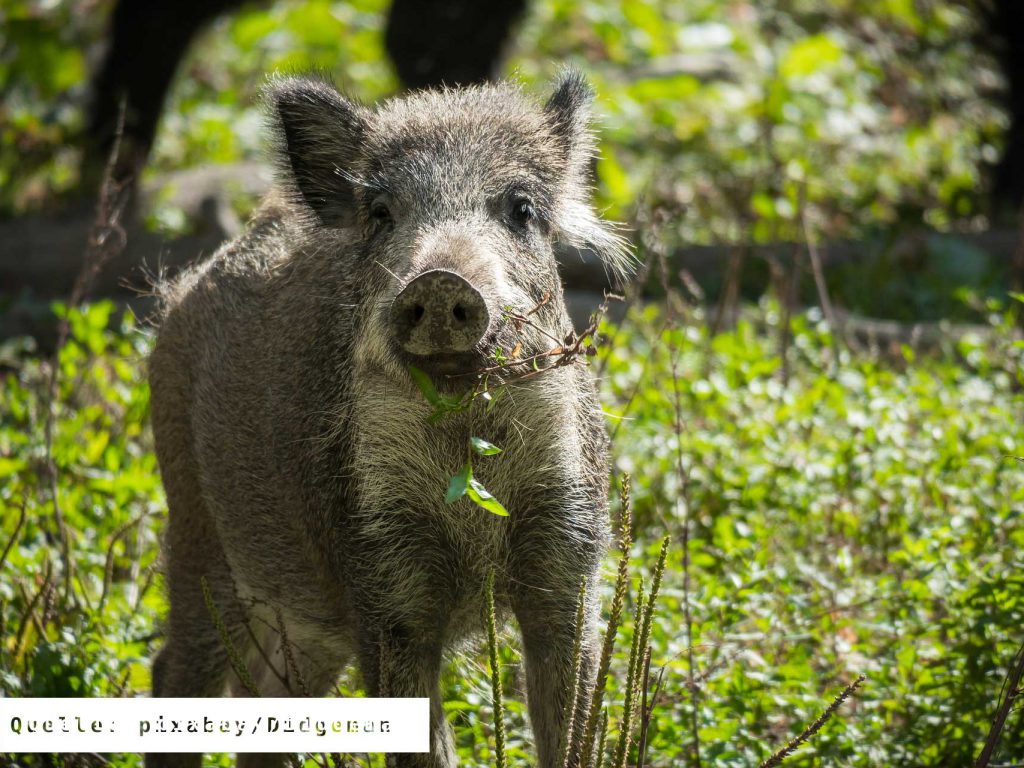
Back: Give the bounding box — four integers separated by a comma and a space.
263, 75, 369, 227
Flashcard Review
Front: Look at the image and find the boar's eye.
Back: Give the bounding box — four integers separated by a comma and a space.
369, 198, 393, 230
510, 197, 536, 228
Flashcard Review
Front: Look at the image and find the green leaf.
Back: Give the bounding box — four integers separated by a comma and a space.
471, 436, 502, 456
467, 477, 509, 517
408, 366, 439, 406
446, 462, 472, 503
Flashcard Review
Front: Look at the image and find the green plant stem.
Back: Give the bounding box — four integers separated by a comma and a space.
612, 586, 646, 768
485, 569, 507, 768
200, 575, 260, 697
560, 577, 588, 768
595, 709, 609, 768
581, 476, 634, 768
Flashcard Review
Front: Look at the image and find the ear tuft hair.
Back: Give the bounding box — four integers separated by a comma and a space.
262, 74, 369, 227
557, 200, 637, 286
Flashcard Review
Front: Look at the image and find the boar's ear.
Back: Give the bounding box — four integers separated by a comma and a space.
543, 68, 594, 183
544, 70, 637, 285
263, 75, 369, 227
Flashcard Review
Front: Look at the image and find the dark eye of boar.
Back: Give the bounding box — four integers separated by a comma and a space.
510, 197, 536, 228
369, 198, 393, 231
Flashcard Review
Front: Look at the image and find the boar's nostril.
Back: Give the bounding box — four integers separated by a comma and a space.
389, 269, 489, 356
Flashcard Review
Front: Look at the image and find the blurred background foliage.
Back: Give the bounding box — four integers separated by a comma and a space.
0, 0, 1007, 238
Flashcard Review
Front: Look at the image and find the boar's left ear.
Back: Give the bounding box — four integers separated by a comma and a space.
544, 70, 637, 285
263, 74, 370, 228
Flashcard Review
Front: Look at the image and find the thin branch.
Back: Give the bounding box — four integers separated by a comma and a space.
975, 640, 1024, 768
669, 311, 701, 768
710, 246, 745, 337
41, 98, 131, 605
801, 200, 842, 371
635, 648, 666, 768
0, 500, 27, 572
277, 608, 311, 696
241, 619, 291, 694
14, 560, 53, 666
98, 513, 145, 611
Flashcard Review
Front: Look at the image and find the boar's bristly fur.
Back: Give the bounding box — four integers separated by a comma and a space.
147, 71, 631, 768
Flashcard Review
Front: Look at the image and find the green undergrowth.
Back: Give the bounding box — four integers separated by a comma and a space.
1, 298, 1023, 766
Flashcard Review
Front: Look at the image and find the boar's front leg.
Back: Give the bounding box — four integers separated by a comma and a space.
356, 616, 457, 767
510, 514, 603, 768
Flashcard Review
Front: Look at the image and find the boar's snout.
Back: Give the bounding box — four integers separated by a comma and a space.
389, 270, 490, 357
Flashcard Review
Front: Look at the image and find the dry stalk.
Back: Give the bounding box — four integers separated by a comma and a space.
636, 538, 670, 665
14, 580, 44, 653
624, 538, 670, 767
453, 290, 623, 398
758, 674, 866, 768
